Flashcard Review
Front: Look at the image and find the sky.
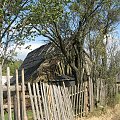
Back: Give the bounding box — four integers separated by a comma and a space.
16, 24, 120, 60
16, 36, 46, 60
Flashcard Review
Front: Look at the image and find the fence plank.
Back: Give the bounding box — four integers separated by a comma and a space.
46, 84, 53, 120
77, 83, 81, 116
75, 83, 79, 118
33, 83, 40, 120
13, 94, 18, 120
89, 77, 94, 112
62, 82, 74, 120
80, 83, 84, 117
16, 69, 21, 120
36, 82, 44, 120
7, 67, 12, 120
71, 86, 74, 107
21, 69, 28, 120
83, 81, 88, 116
28, 82, 37, 120
40, 82, 48, 120
0, 65, 4, 120
43, 83, 50, 120
52, 84, 61, 120
49, 84, 57, 120
57, 85, 66, 120
73, 85, 76, 114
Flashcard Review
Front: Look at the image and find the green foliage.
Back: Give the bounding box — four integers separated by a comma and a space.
2, 60, 23, 76
26, 0, 120, 84
0, 0, 33, 66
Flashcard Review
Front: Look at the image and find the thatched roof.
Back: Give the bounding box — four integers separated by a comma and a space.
10, 42, 74, 84
10, 43, 52, 84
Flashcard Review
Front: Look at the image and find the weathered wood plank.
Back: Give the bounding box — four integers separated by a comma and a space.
89, 77, 94, 112
40, 82, 48, 120
83, 81, 88, 116
46, 84, 53, 120
33, 83, 40, 120
0, 65, 4, 120
80, 83, 84, 117
42, 83, 50, 120
52, 84, 61, 120
7, 67, 12, 120
21, 69, 28, 120
28, 82, 37, 120
49, 84, 57, 120
78, 84, 81, 116
13, 94, 18, 120
36, 82, 44, 120
75, 84, 79, 118
57, 85, 66, 120
16, 69, 21, 120
62, 82, 74, 120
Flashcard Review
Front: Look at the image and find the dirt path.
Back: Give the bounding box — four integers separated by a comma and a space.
80, 104, 120, 120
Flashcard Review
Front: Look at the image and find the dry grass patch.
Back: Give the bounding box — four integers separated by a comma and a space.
77, 104, 120, 120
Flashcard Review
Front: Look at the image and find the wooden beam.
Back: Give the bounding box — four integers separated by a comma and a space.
0, 65, 4, 120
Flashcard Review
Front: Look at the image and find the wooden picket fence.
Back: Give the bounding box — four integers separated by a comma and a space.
0, 66, 27, 120
28, 82, 74, 120
0, 65, 119, 120
0, 66, 74, 120
68, 80, 94, 119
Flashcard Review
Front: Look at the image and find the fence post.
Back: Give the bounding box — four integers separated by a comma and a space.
0, 65, 4, 120
7, 67, 12, 120
28, 82, 37, 120
89, 77, 94, 112
84, 81, 88, 116
21, 69, 28, 120
16, 69, 21, 120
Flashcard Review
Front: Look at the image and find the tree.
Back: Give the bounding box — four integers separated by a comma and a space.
27, 0, 120, 83
0, 0, 33, 67
2, 59, 23, 76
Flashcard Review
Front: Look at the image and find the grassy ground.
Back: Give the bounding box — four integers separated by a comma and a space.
4, 110, 33, 120
80, 104, 120, 120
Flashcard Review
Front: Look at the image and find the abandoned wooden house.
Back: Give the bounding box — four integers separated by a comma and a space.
10, 42, 92, 85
